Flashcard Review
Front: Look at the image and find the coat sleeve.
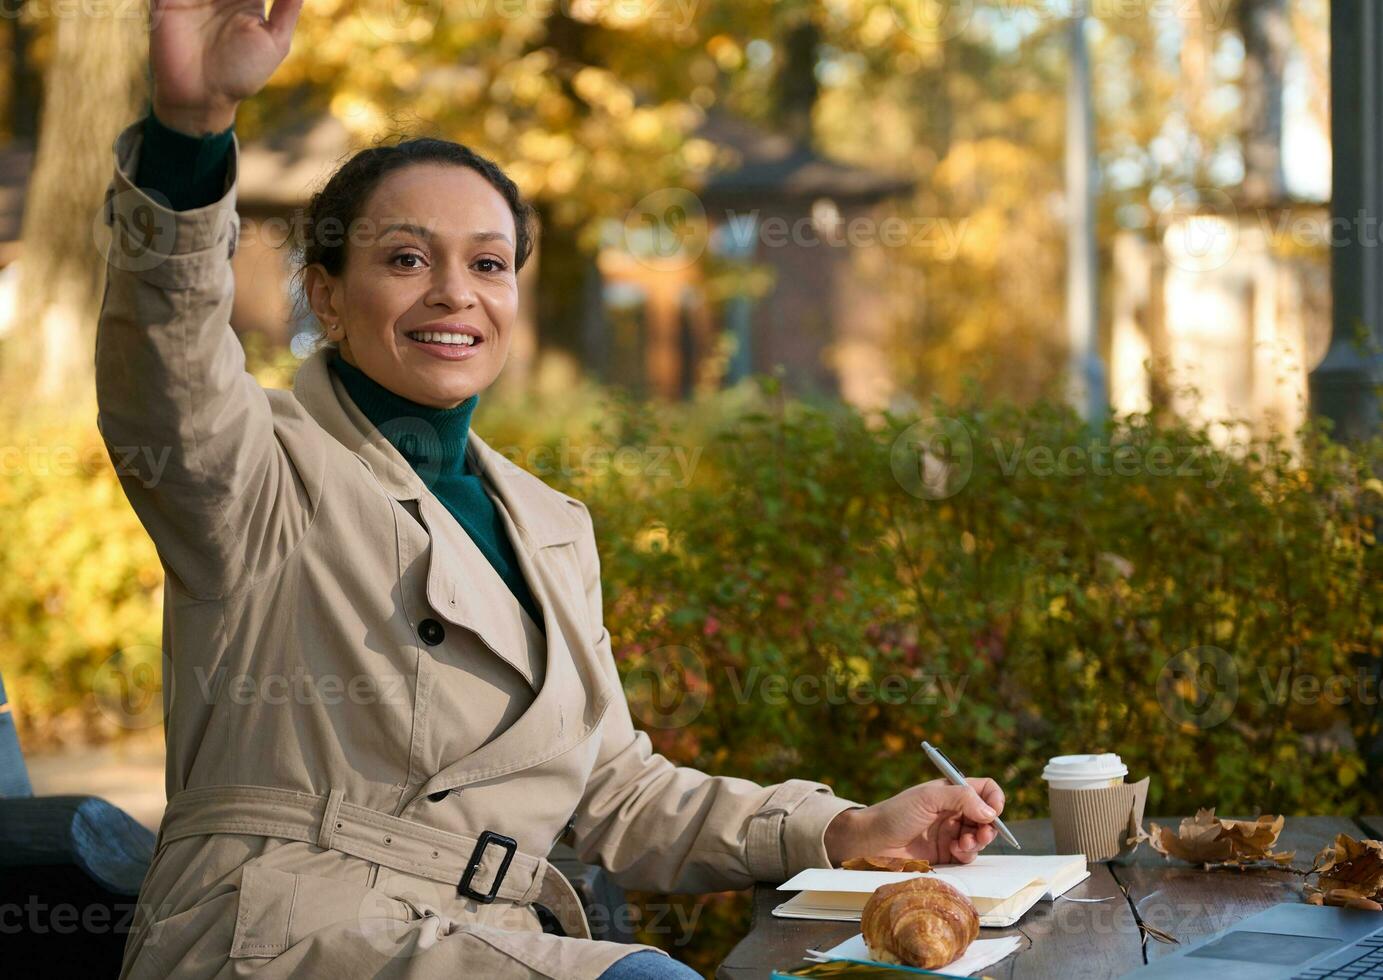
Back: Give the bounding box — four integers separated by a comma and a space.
564, 499, 867, 894
94, 117, 324, 601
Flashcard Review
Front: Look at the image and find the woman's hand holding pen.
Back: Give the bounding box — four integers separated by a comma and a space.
149, 0, 304, 136
823, 777, 1007, 866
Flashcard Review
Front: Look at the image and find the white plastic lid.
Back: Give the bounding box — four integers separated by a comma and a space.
1041, 753, 1128, 782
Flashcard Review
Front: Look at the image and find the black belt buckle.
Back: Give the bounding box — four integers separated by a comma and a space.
458, 830, 517, 904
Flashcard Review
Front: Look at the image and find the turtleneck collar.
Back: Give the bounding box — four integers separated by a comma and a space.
328, 349, 478, 475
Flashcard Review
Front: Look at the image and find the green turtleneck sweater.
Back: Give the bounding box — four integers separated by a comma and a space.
133, 105, 545, 631
327, 353, 544, 629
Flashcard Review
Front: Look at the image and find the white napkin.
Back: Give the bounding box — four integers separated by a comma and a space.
805, 933, 1023, 976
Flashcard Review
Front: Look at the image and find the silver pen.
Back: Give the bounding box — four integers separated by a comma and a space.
920, 740, 1021, 850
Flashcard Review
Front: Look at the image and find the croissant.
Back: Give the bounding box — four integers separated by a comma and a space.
861, 876, 980, 969
842, 855, 933, 872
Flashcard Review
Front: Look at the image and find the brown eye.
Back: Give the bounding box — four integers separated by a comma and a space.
392, 252, 424, 269
475, 257, 508, 273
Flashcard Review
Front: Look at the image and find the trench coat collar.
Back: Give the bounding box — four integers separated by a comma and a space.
292, 346, 582, 553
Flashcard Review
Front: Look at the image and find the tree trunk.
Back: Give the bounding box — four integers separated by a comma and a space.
2, 6, 145, 409
775, 13, 820, 147
532, 200, 599, 373
525, 10, 607, 374
7, 8, 41, 141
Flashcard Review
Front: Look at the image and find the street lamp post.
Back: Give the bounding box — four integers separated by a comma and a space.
1313, 0, 1382, 442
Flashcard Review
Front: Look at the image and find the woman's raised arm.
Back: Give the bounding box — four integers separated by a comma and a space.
95, 0, 316, 600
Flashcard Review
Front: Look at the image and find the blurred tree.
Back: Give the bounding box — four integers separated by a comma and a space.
1, 2, 43, 141
0, 0, 1325, 411
0, 6, 144, 408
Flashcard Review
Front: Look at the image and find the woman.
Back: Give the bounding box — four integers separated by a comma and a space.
98, 2, 1008, 977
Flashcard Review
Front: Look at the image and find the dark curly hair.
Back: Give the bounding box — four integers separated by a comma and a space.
288, 136, 536, 340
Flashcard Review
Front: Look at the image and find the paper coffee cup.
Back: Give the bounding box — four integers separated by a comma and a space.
1043, 754, 1148, 862
1042, 753, 1128, 790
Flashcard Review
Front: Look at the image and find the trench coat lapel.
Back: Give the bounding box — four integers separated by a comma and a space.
415, 430, 616, 795
292, 349, 616, 792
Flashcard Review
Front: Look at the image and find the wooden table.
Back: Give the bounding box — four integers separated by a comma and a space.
716, 815, 1383, 980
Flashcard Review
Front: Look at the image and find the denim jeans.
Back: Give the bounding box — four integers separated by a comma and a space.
595, 948, 703, 979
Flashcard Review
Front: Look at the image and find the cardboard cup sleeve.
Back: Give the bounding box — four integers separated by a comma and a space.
1048, 776, 1150, 861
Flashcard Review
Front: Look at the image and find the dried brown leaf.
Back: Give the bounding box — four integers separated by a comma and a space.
1306, 834, 1383, 908
841, 855, 934, 873
1148, 808, 1295, 869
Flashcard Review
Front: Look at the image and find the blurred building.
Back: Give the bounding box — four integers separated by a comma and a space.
595, 109, 915, 406
1109, 198, 1333, 443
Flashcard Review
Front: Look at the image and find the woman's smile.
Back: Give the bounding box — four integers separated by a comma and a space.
404, 324, 487, 361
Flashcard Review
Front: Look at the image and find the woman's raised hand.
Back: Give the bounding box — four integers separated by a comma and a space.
149, 0, 304, 136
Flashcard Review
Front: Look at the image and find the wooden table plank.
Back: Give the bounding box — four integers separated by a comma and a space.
716, 818, 1144, 980
1108, 816, 1366, 964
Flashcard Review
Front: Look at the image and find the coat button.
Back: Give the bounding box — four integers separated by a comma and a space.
419, 618, 445, 646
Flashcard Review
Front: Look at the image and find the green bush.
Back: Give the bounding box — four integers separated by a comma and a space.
486, 378, 1381, 976
522, 380, 1381, 820
2, 360, 1378, 976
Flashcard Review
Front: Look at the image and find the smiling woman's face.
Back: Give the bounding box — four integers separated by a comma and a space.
304, 162, 519, 409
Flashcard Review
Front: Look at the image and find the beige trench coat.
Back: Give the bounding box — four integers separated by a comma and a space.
94, 116, 865, 980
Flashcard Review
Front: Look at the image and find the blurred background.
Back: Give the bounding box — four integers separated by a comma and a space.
0, 0, 1378, 974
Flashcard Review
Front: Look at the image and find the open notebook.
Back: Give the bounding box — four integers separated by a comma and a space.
773, 854, 1090, 928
